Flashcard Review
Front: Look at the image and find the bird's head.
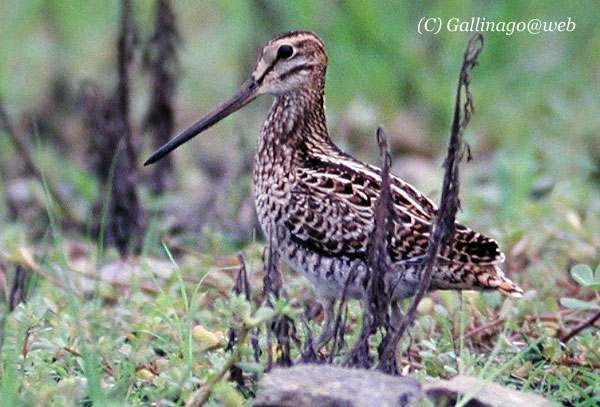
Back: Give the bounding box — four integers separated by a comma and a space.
144, 31, 326, 166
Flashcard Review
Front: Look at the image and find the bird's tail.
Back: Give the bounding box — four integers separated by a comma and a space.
431, 263, 523, 298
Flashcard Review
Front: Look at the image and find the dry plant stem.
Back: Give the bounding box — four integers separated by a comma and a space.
117, 0, 137, 167
329, 267, 358, 362
29, 267, 83, 299
526, 309, 575, 322
63, 346, 82, 357
0, 267, 8, 302
21, 327, 32, 360
261, 238, 296, 367
264, 242, 297, 368
462, 316, 506, 340
233, 254, 251, 300
9, 264, 28, 311
144, 0, 179, 193
65, 265, 160, 295
162, 236, 242, 266
0, 98, 79, 226
560, 310, 600, 343
383, 33, 484, 363
185, 325, 249, 407
95, 0, 145, 256
344, 126, 395, 369
372, 127, 404, 373
399, 359, 426, 370
227, 255, 258, 391
263, 237, 282, 301
263, 239, 281, 370
16, 250, 84, 300
559, 356, 600, 369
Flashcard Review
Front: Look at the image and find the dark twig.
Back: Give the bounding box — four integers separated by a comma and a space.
227, 255, 259, 397
329, 266, 358, 363
233, 254, 251, 300
80, 83, 112, 183
372, 127, 403, 374
144, 0, 180, 193
0, 98, 79, 226
262, 237, 298, 369
263, 238, 280, 370
0, 266, 8, 303
559, 356, 600, 370
271, 313, 298, 367
267, 241, 298, 367
117, 0, 138, 167
227, 256, 250, 355
344, 126, 395, 369
329, 301, 349, 364
299, 314, 319, 363
262, 237, 282, 302
382, 34, 484, 366
461, 316, 506, 340
560, 310, 600, 343
110, 0, 145, 256
83, 0, 145, 256
9, 264, 29, 311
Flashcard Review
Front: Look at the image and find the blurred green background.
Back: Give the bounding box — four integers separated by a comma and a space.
1, 2, 600, 405
0, 0, 599, 298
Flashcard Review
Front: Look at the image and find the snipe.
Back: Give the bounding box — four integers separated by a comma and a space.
145, 31, 522, 347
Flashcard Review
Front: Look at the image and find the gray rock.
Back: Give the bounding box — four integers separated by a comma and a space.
424, 376, 559, 407
253, 364, 422, 407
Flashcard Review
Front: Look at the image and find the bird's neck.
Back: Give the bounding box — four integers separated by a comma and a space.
257, 90, 334, 162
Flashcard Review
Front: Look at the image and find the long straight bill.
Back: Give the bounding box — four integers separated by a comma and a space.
144, 78, 258, 165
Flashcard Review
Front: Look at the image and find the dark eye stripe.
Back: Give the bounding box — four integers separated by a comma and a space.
256, 59, 277, 84
256, 47, 294, 84
279, 64, 313, 81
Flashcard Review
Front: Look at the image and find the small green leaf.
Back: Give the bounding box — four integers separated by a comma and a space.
595, 265, 600, 285
246, 307, 276, 327
235, 362, 264, 373
570, 264, 594, 287
211, 382, 244, 407
560, 297, 600, 311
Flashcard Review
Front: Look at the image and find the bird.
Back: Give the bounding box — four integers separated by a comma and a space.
145, 30, 523, 348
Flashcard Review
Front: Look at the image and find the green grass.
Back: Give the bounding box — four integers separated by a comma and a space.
2, 237, 599, 405
1, 0, 600, 406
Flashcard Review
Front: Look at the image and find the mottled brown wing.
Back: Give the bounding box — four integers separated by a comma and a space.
284, 159, 433, 261
285, 155, 505, 266
283, 183, 372, 258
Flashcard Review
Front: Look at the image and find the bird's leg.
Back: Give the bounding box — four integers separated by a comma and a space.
313, 297, 336, 351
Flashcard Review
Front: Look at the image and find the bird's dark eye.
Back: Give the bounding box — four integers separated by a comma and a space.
277, 45, 294, 60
